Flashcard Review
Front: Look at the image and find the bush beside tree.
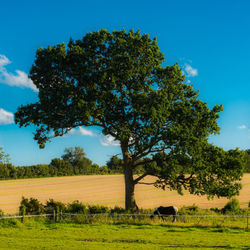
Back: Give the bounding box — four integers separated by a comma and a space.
221, 198, 241, 214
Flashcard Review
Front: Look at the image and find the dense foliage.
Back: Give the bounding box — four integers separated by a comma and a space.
0, 162, 103, 180
19, 197, 112, 215
244, 149, 250, 173
221, 198, 241, 214
0, 147, 10, 162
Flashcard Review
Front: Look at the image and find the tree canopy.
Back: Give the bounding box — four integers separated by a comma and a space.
244, 149, 250, 172
15, 29, 245, 210
62, 147, 87, 166
106, 156, 123, 173
0, 147, 10, 164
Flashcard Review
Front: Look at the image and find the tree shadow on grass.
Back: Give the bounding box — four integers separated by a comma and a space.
164, 246, 249, 249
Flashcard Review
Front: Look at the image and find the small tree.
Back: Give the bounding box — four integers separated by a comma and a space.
62, 147, 86, 166
244, 150, 250, 173
0, 147, 10, 164
0, 148, 12, 179
49, 158, 73, 176
61, 147, 94, 174
107, 156, 123, 173
0, 164, 9, 179
15, 29, 245, 211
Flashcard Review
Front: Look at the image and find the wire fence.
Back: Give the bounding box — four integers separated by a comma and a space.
0, 213, 249, 229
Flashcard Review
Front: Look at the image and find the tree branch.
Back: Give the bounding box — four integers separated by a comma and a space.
134, 173, 148, 184
137, 182, 155, 185
133, 159, 155, 168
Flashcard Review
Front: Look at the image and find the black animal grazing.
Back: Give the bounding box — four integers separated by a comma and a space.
150, 206, 178, 222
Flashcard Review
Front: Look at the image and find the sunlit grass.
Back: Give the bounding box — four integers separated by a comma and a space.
0, 219, 249, 249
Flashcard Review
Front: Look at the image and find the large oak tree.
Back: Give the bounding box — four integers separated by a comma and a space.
15, 30, 245, 210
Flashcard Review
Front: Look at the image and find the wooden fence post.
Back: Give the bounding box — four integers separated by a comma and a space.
20, 205, 26, 223
53, 209, 56, 222
56, 206, 60, 222
247, 214, 249, 230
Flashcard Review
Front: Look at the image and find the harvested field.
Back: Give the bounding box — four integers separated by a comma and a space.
0, 174, 249, 214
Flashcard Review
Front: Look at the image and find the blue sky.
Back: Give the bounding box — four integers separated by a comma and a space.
0, 0, 249, 166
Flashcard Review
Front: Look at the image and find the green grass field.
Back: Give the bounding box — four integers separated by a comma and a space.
0, 219, 249, 249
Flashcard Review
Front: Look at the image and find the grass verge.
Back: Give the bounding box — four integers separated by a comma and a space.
0, 218, 249, 249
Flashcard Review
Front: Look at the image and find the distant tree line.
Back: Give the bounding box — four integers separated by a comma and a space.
244, 149, 250, 173
0, 147, 124, 180
0, 147, 249, 180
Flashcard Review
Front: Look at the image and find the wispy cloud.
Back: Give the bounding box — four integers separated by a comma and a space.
0, 108, 14, 125
237, 125, 247, 130
69, 127, 96, 137
184, 64, 198, 77
0, 55, 10, 67
0, 55, 38, 92
69, 127, 120, 146
100, 135, 120, 147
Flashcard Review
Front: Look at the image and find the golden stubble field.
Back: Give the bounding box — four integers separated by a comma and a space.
0, 174, 249, 214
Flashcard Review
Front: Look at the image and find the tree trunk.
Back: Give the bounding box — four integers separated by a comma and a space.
121, 142, 138, 211
124, 166, 138, 211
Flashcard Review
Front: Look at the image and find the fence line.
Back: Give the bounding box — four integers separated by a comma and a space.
0, 213, 249, 229
0, 214, 53, 219
0, 213, 249, 219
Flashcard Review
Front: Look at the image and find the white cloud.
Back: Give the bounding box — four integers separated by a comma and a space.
69, 127, 96, 137
0, 108, 14, 125
237, 125, 247, 130
69, 128, 120, 146
184, 64, 198, 77
100, 135, 120, 147
0, 55, 10, 67
0, 54, 38, 92
79, 127, 95, 136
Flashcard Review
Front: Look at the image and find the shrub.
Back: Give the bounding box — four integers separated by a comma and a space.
19, 197, 44, 215
110, 206, 126, 214
0, 209, 4, 217
179, 204, 199, 215
44, 199, 67, 213
67, 200, 87, 214
222, 198, 241, 214
88, 205, 109, 214
99, 166, 110, 175
210, 207, 221, 214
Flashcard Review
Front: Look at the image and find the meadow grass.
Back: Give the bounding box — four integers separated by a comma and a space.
0, 218, 249, 249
